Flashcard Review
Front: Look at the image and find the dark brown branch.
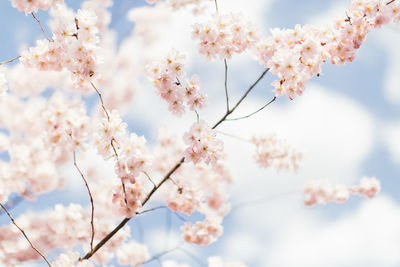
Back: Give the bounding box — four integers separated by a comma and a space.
0, 203, 51, 266
73, 152, 95, 252
386, 0, 396, 5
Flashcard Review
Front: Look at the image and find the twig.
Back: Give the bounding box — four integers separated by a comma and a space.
31, 13, 52, 42
0, 55, 20, 66
224, 59, 229, 112
73, 152, 95, 252
215, 130, 251, 143
386, 0, 396, 5
224, 191, 298, 221
214, 0, 219, 13
226, 96, 276, 121
137, 206, 167, 215
143, 171, 157, 188
178, 247, 208, 267
143, 243, 183, 264
0, 203, 51, 267
91, 82, 110, 121
212, 68, 270, 129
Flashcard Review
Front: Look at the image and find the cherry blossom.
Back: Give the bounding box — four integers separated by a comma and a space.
304, 177, 381, 206
192, 13, 261, 60
183, 120, 224, 165
251, 134, 301, 171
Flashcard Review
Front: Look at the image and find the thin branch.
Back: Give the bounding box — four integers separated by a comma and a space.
0, 55, 20, 66
31, 13, 52, 42
224, 59, 229, 112
216, 130, 251, 143
212, 68, 270, 129
386, 0, 396, 5
143, 243, 183, 264
226, 96, 276, 121
143, 171, 157, 188
178, 247, 208, 267
73, 152, 95, 252
224, 191, 298, 221
137, 206, 167, 215
0, 203, 52, 267
214, 0, 219, 13
91, 82, 110, 121
194, 110, 200, 123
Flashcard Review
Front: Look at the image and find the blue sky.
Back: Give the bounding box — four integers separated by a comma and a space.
1, 0, 400, 266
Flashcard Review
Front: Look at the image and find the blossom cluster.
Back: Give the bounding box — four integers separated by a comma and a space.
43, 92, 90, 156
146, 49, 207, 116
183, 120, 224, 165
112, 182, 144, 218
251, 134, 301, 171
256, 0, 400, 99
303, 176, 381, 206
192, 13, 260, 60
11, 0, 62, 15
20, 4, 101, 92
181, 216, 223, 245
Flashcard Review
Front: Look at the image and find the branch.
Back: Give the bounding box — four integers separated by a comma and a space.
226, 96, 276, 121
73, 152, 95, 252
143, 243, 183, 265
214, 0, 219, 13
81, 68, 270, 260
0, 203, 51, 267
212, 68, 270, 129
224, 59, 229, 112
0, 55, 20, 66
31, 13, 52, 42
91, 82, 110, 121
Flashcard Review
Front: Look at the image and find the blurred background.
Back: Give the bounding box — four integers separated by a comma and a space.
0, 0, 400, 266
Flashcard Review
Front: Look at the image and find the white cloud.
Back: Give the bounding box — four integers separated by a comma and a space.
263, 195, 400, 267
372, 27, 400, 105
381, 122, 400, 164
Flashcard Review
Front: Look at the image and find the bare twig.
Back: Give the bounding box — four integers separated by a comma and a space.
91, 82, 110, 121
0, 203, 51, 267
73, 152, 95, 252
0, 55, 20, 66
224, 59, 229, 112
214, 0, 219, 13
137, 206, 167, 215
178, 247, 208, 267
216, 130, 251, 143
212, 68, 270, 129
31, 13, 52, 42
226, 96, 276, 121
143, 243, 183, 264
386, 0, 396, 5
142, 171, 157, 188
